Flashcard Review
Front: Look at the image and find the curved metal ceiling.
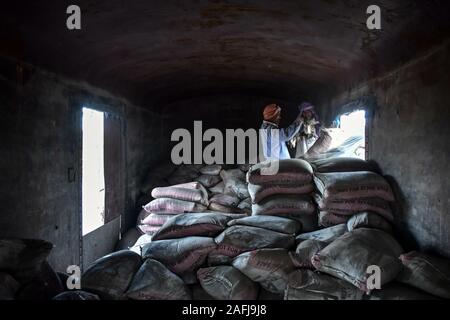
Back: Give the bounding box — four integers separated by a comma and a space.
1, 0, 449, 107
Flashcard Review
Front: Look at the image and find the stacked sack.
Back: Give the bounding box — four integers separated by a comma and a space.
101, 159, 450, 301
247, 159, 318, 232
0, 238, 100, 300
4, 231, 450, 300
285, 225, 396, 299
286, 223, 450, 300
134, 210, 298, 299
118, 163, 251, 252
111, 213, 449, 300
137, 182, 209, 237
208, 167, 251, 214
135, 163, 218, 239
310, 157, 395, 232
136, 163, 203, 209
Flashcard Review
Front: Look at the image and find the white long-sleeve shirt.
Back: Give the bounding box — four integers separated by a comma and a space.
260, 120, 302, 160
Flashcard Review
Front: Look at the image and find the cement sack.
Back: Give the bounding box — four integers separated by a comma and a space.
228, 215, 302, 235
181, 271, 199, 285
130, 234, 153, 255
237, 197, 252, 214
142, 213, 175, 226
252, 195, 316, 216
368, 282, 440, 300
289, 239, 328, 269
0, 272, 20, 300
319, 211, 351, 227
0, 238, 54, 283
136, 208, 150, 226
208, 202, 243, 214
200, 164, 223, 176
207, 253, 234, 266
151, 182, 209, 206
53, 291, 101, 300
15, 261, 64, 300
196, 174, 222, 188
311, 228, 404, 292
221, 169, 249, 199
396, 251, 450, 299
210, 193, 241, 208
232, 248, 296, 294
138, 224, 161, 235
141, 178, 169, 199
310, 157, 378, 174
347, 211, 393, 233
126, 259, 191, 300
216, 212, 248, 220
303, 129, 333, 159
209, 181, 225, 194
213, 225, 295, 258
151, 212, 233, 241
313, 171, 395, 202
296, 224, 348, 244
115, 228, 143, 251
247, 159, 313, 185
316, 196, 394, 222
272, 212, 318, 233
248, 182, 314, 204
197, 266, 259, 300
307, 135, 364, 160
285, 269, 364, 300
142, 236, 216, 275
81, 250, 142, 299
143, 198, 207, 214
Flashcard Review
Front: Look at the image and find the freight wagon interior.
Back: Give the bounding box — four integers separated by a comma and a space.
0, 1, 449, 301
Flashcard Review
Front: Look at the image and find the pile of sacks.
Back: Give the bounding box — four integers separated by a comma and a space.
285, 225, 450, 300
310, 157, 394, 232
206, 165, 251, 214
136, 181, 210, 236
3, 156, 450, 300
56, 213, 450, 300
107, 158, 450, 300
247, 159, 318, 232
3, 228, 450, 300
0, 238, 100, 300
137, 162, 250, 209
118, 163, 251, 251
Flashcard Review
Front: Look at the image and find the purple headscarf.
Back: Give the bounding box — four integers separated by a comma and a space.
298, 102, 321, 135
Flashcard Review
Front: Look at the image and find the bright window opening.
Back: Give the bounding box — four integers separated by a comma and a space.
82, 107, 105, 236
339, 110, 366, 160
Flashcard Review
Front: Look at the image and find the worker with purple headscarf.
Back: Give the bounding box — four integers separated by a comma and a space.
290, 101, 321, 157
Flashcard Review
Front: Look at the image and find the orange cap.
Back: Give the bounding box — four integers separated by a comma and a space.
263, 104, 281, 122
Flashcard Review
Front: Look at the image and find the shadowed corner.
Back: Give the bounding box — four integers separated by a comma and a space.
384, 174, 419, 252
